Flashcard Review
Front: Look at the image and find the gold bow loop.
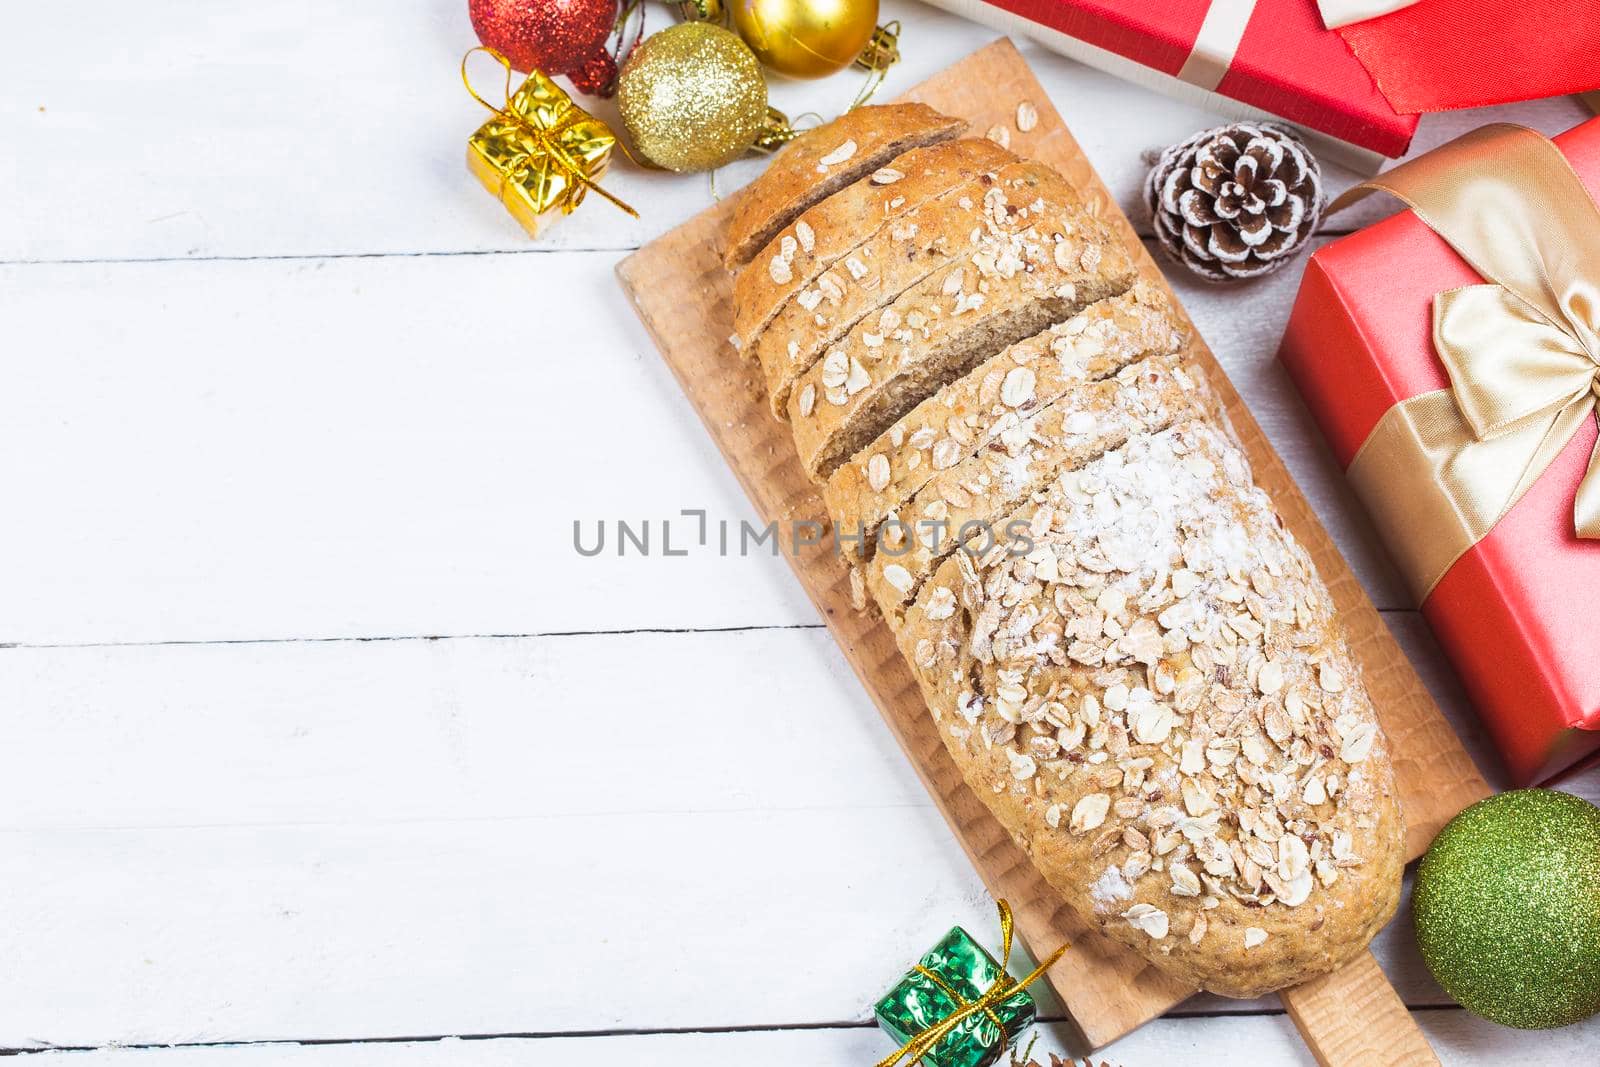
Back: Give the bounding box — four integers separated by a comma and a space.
1433, 281, 1600, 536
1332, 124, 1600, 600
1436, 285, 1600, 443
874, 900, 1067, 1067
463, 47, 638, 221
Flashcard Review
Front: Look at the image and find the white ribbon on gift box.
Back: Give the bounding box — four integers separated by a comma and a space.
912, 0, 1409, 171
1177, 0, 1419, 91
1317, 0, 1418, 29
1175, 0, 1257, 90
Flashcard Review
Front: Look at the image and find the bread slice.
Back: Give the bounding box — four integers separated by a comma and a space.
722, 104, 968, 269
754, 161, 1076, 417
893, 420, 1404, 998
824, 285, 1183, 556
734, 138, 1015, 352
865, 357, 1204, 619
785, 189, 1138, 481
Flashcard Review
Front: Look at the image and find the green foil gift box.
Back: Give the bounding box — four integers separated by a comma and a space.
873, 901, 1061, 1067
463, 47, 636, 239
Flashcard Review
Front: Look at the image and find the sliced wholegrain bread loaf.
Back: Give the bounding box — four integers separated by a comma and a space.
722, 104, 1406, 1001
865, 357, 1206, 619
785, 189, 1138, 481
823, 285, 1183, 555
892, 421, 1403, 998
722, 103, 967, 269
734, 138, 1015, 352
754, 161, 1078, 418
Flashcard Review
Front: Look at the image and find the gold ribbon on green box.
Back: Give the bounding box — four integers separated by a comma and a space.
1333, 124, 1600, 601
464, 47, 637, 239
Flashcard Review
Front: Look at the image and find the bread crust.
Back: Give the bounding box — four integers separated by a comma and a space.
734, 138, 1015, 351
722, 104, 967, 269
784, 179, 1136, 479
753, 160, 1059, 418
823, 285, 1182, 556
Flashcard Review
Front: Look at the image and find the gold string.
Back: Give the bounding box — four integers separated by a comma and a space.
751, 105, 806, 154
851, 21, 901, 111
874, 900, 1068, 1067
718, 20, 901, 160
461, 46, 639, 218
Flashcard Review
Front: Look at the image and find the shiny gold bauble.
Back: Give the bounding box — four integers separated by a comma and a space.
730, 0, 879, 79
616, 23, 768, 173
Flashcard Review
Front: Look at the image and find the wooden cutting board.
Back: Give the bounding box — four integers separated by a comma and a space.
617, 37, 1489, 1059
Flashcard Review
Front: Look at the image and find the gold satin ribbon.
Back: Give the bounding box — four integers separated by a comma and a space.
1331, 124, 1600, 601
874, 900, 1067, 1067
462, 47, 638, 219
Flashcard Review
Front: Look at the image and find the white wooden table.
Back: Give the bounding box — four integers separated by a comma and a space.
2, 3, 1597, 1063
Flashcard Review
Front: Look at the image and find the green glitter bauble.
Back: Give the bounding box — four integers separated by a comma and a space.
1414, 789, 1600, 1029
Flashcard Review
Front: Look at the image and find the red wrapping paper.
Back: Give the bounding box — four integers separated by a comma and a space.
976, 0, 1418, 155
1279, 117, 1600, 785
1337, 0, 1600, 114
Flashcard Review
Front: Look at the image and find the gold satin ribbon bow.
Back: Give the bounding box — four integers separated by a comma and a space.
462, 46, 638, 221
874, 900, 1068, 1067
1332, 123, 1600, 602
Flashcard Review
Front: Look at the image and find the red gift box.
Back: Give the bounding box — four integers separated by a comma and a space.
918, 0, 1418, 167
1280, 118, 1600, 786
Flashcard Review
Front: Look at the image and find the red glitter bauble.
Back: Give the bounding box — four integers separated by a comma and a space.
567, 49, 618, 97
469, 0, 618, 76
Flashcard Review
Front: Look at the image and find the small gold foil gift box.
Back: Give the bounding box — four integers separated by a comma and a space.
464, 48, 636, 239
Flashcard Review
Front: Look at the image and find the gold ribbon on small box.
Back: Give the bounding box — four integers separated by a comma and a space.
1332, 124, 1600, 602
874, 900, 1067, 1067
464, 47, 637, 239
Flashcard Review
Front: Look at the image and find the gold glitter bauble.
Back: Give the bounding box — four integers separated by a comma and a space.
1414, 789, 1600, 1029
730, 0, 878, 78
616, 23, 767, 173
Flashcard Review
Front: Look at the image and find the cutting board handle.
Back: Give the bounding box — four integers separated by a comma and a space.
1280, 950, 1439, 1066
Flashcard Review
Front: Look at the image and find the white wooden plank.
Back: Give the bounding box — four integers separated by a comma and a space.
4, 1, 1585, 263
0, 238, 1423, 646
0, 1022, 1322, 1065
3, 623, 1591, 1045
0, 809, 991, 1047
0, 627, 982, 1047
0, 251, 812, 644
1, 0, 697, 259
0, 2, 1162, 260
6, 4, 1595, 1063
16, 1010, 1600, 1065
0, 628, 924, 830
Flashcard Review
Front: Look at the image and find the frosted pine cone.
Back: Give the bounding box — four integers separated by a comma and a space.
1145, 122, 1324, 282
